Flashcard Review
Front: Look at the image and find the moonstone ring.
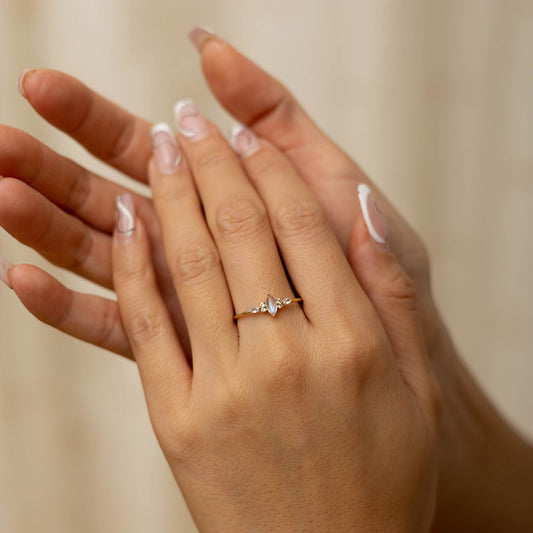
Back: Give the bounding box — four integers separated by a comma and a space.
233, 294, 303, 320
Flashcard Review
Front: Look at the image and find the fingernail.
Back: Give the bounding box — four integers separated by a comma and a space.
0, 258, 14, 289
229, 124, 261, 158
17, 68, 35, 99
151, 123, 181, 174
174, 99, 209, 141
188, 26, 216, 51
116, 193, 135, 242
357, 184, 389, 246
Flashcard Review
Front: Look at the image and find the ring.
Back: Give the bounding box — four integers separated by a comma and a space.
233, 294, 303, 320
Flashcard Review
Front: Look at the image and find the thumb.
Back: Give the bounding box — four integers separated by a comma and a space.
349, 184, 439, 417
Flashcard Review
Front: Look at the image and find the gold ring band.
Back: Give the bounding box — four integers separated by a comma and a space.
233, 294, 303, 320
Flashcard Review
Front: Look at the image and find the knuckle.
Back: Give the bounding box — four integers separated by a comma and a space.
65, 229, 94, 273
382, 270, 418, 312
211, 382, 249, 428
61, 167, 91, 212
173, 242, 221, 284
158, 414, 200, 462
94, 302, 121, 347
250, 156, 287, 179
128, 308, 166, 346
262, 338, 306, 393
273, 199, 326, 238
195, 149, 233, 171
215, 197, 268, 240
326, 324, 383, 385
106, 120, 137, 162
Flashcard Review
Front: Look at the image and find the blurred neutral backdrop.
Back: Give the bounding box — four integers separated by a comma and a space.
1, 0, 532, 531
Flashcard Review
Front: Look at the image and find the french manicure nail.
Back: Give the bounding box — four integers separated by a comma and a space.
188, 26, 216, 51
358, 184, 389, 246
116, 194, 135, 242
151, 123, 181, 174
174, 99, 209, 141
0, 258, 14, 289
230, 124, 261, 158
17, 68, 35, 99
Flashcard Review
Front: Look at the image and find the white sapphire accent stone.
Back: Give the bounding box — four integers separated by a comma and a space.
266, 294, 278, 316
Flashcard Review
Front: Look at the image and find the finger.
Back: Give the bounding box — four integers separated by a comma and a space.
231, 127, 372, 327
0, 178, 112, 288
113, 194, 191, 413
192, 30, 420, 263
148, 124, 236, 361
348, 184, 439, 417
174, 103, 296, 321
0, 124, 139, 233
6, 263, 132, 359
190, 29, 325, 151
18, 69, 152, 183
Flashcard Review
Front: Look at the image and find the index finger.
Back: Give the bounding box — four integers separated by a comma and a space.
18, 68, 153, 183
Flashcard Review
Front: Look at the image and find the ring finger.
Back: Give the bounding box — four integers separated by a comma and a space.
174, 100, 300, 328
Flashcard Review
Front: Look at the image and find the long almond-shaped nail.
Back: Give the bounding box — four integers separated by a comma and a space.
151, 123, 181, 174
188, 26, 216, 51
358, 184, 389, 246
174, 99, 209, 141
116, 194, 135, 242
17, 68, 35, 99
230, 124, 261, 158
0, 258, 14, 289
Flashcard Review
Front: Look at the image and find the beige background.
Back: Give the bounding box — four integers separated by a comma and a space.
0, 0, 532, 531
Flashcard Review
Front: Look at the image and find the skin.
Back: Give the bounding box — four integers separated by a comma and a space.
1, 34, 532, 531
111, 114, 439, 532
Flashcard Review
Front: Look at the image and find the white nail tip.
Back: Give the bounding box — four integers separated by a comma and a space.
357, 184, 387, 244
151, 122, 174, 137
116, 194, 135, 235
229, 123, 246, 149
0, 258, 14, 289
174, 98, 196, 119
174, 99, 202, 137
198, 25, 215, 34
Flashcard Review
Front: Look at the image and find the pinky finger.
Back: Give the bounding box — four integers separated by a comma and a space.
1, 261, 132, 358
112, 194, 191, 416
349, 185, 440, 419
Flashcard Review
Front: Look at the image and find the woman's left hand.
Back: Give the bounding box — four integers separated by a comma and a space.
112, 104, 440, 532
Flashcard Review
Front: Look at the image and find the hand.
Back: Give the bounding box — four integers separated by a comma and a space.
112, 109, 439, 532
0, 72, 190, 357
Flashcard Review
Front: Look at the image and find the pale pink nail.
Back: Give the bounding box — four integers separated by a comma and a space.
0, 258, 14, 289
358, 184, 389, 246
17, 68, 35, 99
174, 99, 209, 141
151, 123, 181, 174
230, 124, 261, 158
188, 26, 216, 51
115, 194, 135, 242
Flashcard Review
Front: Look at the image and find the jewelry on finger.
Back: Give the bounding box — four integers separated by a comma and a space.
233, 294, 303, 320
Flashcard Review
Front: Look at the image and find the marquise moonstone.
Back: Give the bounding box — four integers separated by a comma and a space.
266, 294, 278, 316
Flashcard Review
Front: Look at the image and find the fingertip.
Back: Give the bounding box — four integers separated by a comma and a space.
0, 258, 15, 289
7, 263, 69, 324
188, 26, 218, 52
16, 68, 36, 99
115, 193, 136, 244
357, 183, 390, 250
